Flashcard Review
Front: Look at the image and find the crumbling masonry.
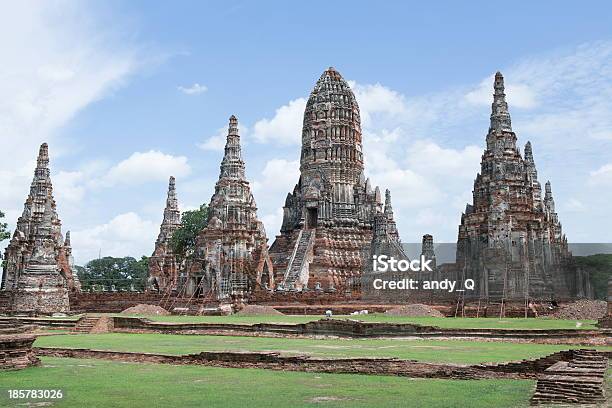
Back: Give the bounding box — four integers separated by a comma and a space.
456, 72, 592, 300
185, 116, 273, 300
148, 176, 181, 292
1, 143, 80, 314
269, 67, 400, 292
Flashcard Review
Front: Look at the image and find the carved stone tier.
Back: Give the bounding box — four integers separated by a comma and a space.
456, 73, 592, 300
269, 68, 400, 291
148, 176, 181, 293
185, 116, 273, 301
1, 143, 78, 314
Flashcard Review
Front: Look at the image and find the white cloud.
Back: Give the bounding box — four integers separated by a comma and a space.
405, 141, 482, 179
260, 208, 284, 240
252, 98, 306, 144
251, 159, 300, 237
101, 150, 191, 186
465, 75, 538, 109
198, 122, 249, 152
72, 212, 158, 264
198, 129, 227, 151
252, 159, 300, 194
0, 1, 138, 255
589, 163, 612, 185
564, 198, 586, 212
351, 82, 407, 127
178, 83, 207, 95
53, 170, 87, 202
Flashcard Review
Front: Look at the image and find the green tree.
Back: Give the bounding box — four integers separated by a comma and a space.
1, 210, 10, 268
574, 254, 612, 300
0, 210, 10, 242
170, 204, 208, 261
78, 256, 149, 292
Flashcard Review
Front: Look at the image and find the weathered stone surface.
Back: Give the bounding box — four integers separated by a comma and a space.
148, 176, 181, 292
35, 346, 604, 381
185, 116, 273, 301
270, 68, 399, 292
530, 349, 608, 405
456, 73, 592, 301
1, 143, 79, 314
0, 335, 40, 370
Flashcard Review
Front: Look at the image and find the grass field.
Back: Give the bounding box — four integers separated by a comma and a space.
34, 333, 612, 364
3, 313, 597, 329
135, 314, 598, 330
0, 357, 535, 408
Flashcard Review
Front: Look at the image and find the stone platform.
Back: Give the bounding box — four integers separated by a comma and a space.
0, 335, 40, 370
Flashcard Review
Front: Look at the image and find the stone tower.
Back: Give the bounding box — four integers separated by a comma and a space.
148, 176, 181, 292
186, 116, 273, 300
269, 67, 397, 291
1, 143, 79, 313
421, 234, 436, 272
456, 72, 591, 300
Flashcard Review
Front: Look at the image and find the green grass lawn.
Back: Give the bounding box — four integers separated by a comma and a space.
34, 333, 612, 364
0, 357, 535, 408
137, 313, 598, 330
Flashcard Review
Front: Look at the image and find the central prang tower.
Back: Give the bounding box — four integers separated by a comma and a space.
270, 67, 397, 291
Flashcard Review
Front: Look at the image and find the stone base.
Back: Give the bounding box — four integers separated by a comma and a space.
10, 288, 70, 315
0, 335, 40, 370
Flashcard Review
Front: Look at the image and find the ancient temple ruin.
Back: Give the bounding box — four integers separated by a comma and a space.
184, 116, 273, 300
148, 176, 181, 293
456, 72, 592, 301
1, 143, 79, 314
269, 67, 400, 292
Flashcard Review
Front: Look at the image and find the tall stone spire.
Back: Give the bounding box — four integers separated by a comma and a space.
148, 176, 181, 292
184, 115, 273, 300
489, 71, 512, 132
456, 72, 587, 300
1, 143, 77, 313
220, 115, 246, 180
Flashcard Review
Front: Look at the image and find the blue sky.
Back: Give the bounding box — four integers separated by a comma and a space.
1, 1, 612, 265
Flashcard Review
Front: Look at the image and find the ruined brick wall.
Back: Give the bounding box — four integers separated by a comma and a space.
0, 336, 40, 370
69, 293, 165, 313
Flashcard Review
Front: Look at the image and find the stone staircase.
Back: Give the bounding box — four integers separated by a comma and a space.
283, 230, 315, 289
72, 315, 101, 334
530, 350, 608, 405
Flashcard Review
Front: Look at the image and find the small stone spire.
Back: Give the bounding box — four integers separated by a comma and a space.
64, 231, 71, 247
220, 115, 246, 180
524, 141, 533, 162
489, 72, 512, 132
37, 143, 50, 169
524, 141, 538, 179
384, 189, 393, 216
162, 176, 180, 226
374, 186, 382, 205
421, 234, 437, 270
29, 143, 53, 200
544, 181, 555, 212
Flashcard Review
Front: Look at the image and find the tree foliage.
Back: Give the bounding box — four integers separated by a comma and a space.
77, 256, 149, 291
170, 204, 208, 261
0, 210, 10, 243
574, 254, 612, 300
